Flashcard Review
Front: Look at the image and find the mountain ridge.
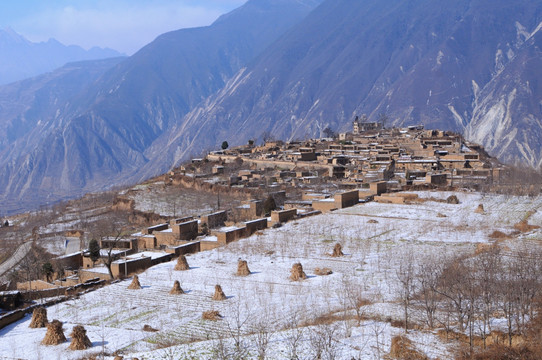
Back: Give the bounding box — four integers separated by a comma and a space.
0, 27, 122, 85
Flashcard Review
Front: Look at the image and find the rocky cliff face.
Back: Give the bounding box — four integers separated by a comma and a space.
465, 30, 542, 168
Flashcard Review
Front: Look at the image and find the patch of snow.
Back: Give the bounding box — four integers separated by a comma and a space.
436, 50, 444, 65
447, 105, 466, 128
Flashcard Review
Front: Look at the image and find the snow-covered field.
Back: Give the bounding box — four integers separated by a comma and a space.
127, 183, 243, 218
1, 191, 542, 359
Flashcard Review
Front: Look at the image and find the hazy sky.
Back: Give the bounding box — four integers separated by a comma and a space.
0, 0, 247, 55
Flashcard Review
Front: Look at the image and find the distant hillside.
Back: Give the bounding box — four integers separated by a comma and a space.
0, 57, 126, 214
0, 0, 322, 214
0, 28, 122, 85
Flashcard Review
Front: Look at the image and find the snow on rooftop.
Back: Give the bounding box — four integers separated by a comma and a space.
132, 232, 155, 238
129, 251, 169, 260
99, 249, 127, 256
217, 226, 242, 232
82, 265, 110, 274
200, 235, 218, 242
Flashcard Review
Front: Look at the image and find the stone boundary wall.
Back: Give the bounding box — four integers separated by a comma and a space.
312, 200, 337, 213
207, 154, 332, 173
166, 242, 200, 256
215, 227, 246, 244
0, 309, 25, 330
111, 256, 153, 277
271, 209, 297, 223
154, 231, 177, 246
245, 218, 268, 235
201, 211, 227, 229
334, 190, 359, 208
374, 195, 405, 204
172, 220, 199, 240
144, 223, 169, 235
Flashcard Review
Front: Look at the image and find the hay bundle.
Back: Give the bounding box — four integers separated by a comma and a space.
127, 275, 142, 290
514, 220, 540, 233
290, 263, 307, 281
174, 255, 190, 271
212, 284, 227, 301
29, 306, 48, 328
236, 259, 251, 276
446, 195, 460, 204
331, 243, 344, 257
475, 204, 485, 214
314, 267, 333, 276
68, 325, 92, 350
389, 335, 428, 360
202, 310, 222, 321
367, 219, 379, 224
169, 280, 184, 295
488, 230, 509, 239
41, 319, 66, 345
142, 324, 159, 332
437, 213, 447, 218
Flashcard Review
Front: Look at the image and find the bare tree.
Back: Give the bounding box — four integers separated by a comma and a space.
498, 259, 517, 347
395, 247, 416, 333
340, 275, 367, 327
283, 310, 305, 360
433, 257, 470, 332
309, 323, 340, 360
252, 310, 272, 360
371, 320, 386, 360
472, 247, 501, 348
416, 259, 441, 329
224, 295, 252, 357
89, 214, 127, 279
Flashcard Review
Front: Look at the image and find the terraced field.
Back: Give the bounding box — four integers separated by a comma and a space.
2, 191, 542, 359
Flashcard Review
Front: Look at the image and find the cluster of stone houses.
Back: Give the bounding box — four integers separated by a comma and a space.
204, 120, 505, 190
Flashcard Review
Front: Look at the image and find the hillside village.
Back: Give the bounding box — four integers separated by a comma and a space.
1, 120, 540, 359
206, 117, 504, 189
1, 119, 512, 292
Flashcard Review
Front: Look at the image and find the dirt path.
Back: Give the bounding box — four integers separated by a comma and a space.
0, 241, 32, 278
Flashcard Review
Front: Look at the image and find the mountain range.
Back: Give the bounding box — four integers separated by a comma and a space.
0, 0, 321, 214
0, 27, 122, 85
1, 0, 542, 214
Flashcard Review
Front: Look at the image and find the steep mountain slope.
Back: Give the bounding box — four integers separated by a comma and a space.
0, 28, 121, 85
150, 0, 542, 172
0, 58, 125, 152
0, 0, 321, 214
0, 57, 126, 213
465, 30, 542, 168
